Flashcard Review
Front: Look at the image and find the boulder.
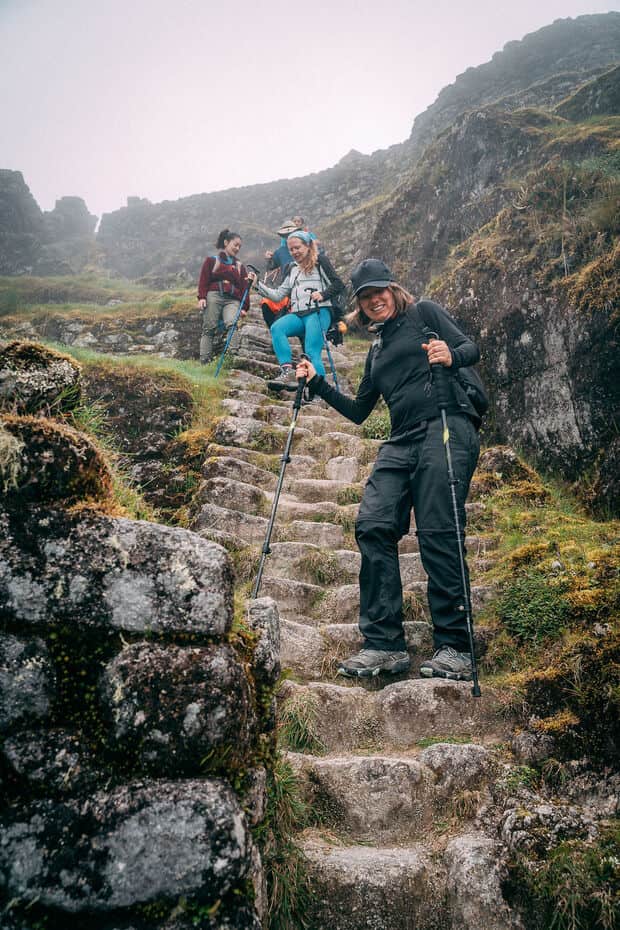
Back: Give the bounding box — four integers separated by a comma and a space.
0, 634, 55, 734
101, 642, 256, 773
445, 834, 523, 930
245, 597, 281, 687
2, 728, 99, 797
0, 779, 252, 912
0, 415, 113, 504
0, 341, 81, 414
0, 508, 233, 637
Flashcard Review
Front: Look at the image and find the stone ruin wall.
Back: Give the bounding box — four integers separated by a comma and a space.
0, 341, 276, 930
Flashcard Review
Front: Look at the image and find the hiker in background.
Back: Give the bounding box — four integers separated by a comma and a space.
264, 220, 297, 271
197, 229, 250, 364
248, 231, 344, 389
261, 220, 297, 330
295, 259, 481, 682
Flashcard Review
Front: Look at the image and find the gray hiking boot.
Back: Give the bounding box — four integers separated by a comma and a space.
420, 646, 472, 681
338, 648, 411, 678
268, 364, 297, 391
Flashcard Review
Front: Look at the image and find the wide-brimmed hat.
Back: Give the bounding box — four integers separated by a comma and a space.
351, 259, 394, 297
277, 220, 299, 236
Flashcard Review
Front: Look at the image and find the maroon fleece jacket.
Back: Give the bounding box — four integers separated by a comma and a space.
197, 252, 250, 309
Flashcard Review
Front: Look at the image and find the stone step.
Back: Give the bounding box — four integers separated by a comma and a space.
399, 533, 499, 556
265, 542, 350, 585
191, 502, 268, 545
191, 504, 347, 552
226, 388, 274, 406
201, 455, 278, 492
280, 619, 433, 681
278, 678, 512, 752
319, 583, 496, 624
300, 831, 513, 930
225, 369, 269, 392
204, 443, 319, 480
289, 742, 493, 842
269, 495, 341, 523
228, 355, 281, 379
296, 413, 359, 436
300, 836, 440, 930
284, 478, 361, 504
264, 544, 428, 588
259, 576, 324, 616
213, 416, 312, 455
325, 456, 360, 482
277, 520, 345, 548
198, 476, 268, 517
297, 430, 377, 461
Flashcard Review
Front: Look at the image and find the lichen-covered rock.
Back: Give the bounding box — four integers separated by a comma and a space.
100, 642, 256, 773
0, 413, 106, 503
243, 765, 268, 827
0, 507, 233, 636
246, 597, 281, 686
0, 341, 81, 414
2, 728, 99, 797
445, 834, 523, 930
0, 779, 252, 912
0, 414, 113, 503
0, 634, 55, 734
500, 795, 599, 854
419, 742, 492, 792
511, 726, 556, 765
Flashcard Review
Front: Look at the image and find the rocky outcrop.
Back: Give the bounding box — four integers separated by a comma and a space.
0, 343, 273, 930
0, 170, 49, 275
408, 13, 620, 155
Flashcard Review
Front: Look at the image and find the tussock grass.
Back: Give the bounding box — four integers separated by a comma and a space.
278, 690, 326, 755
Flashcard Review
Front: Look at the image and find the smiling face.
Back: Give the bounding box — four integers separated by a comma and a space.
287, 236, 310, 263
224, 236, 241, 257
357, 286, 396, 324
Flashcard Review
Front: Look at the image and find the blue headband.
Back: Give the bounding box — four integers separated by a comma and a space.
287, 229, 311, 244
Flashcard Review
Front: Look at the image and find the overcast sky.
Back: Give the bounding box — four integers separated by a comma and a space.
1, 0, 618, 220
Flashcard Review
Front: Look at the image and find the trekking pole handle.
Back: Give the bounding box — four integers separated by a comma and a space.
424, 330, 450, 410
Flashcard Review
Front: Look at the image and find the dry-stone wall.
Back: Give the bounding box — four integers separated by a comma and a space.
0, 342, 275, 930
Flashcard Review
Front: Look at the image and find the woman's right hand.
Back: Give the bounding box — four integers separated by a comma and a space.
198, 298, 207, 309
296, 358, 316, 382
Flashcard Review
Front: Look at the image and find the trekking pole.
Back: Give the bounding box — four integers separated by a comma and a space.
215, 263, 259, 378
428, 340, 481, 698
252, 371, 307, 599
304, 289, 340, 393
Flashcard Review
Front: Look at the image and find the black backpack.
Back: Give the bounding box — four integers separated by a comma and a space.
416, 301, 489, 420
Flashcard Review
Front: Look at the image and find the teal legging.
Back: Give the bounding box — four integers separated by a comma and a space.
270, 308, 332, 376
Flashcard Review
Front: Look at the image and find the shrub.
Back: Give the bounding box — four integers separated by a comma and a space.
497, 570, 570, 642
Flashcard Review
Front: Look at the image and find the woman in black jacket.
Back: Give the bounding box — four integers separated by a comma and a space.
296, 259, 481, 681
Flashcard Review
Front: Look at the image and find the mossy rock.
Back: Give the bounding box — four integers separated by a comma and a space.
0, 340, 81, 415
0, 414, 112, 505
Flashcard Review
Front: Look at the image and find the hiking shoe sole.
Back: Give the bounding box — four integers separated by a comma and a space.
420, 667, 472, 681
267, 380, 298, 392
338, 658, 411, 678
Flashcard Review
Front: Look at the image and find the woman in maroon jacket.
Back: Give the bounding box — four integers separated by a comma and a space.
197, 229, 250, 364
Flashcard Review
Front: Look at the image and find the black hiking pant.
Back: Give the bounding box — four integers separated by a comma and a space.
355, 414, 480, 653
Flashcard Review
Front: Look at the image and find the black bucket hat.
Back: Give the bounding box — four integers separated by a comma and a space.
351, 259, 394, 297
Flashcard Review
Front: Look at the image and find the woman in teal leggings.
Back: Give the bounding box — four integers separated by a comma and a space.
250, 231, 345, 389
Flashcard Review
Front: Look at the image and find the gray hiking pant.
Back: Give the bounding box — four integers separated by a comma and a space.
200, 292, 242, 363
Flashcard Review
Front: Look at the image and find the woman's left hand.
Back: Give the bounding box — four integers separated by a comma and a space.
310, 291, 323, 303
422, 339, 452, 367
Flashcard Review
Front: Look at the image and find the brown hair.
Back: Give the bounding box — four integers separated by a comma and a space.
346, 282, 415, 327
290, 236, 319, 275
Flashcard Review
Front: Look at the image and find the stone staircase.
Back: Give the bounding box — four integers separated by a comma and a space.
190, 312, 520, 930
